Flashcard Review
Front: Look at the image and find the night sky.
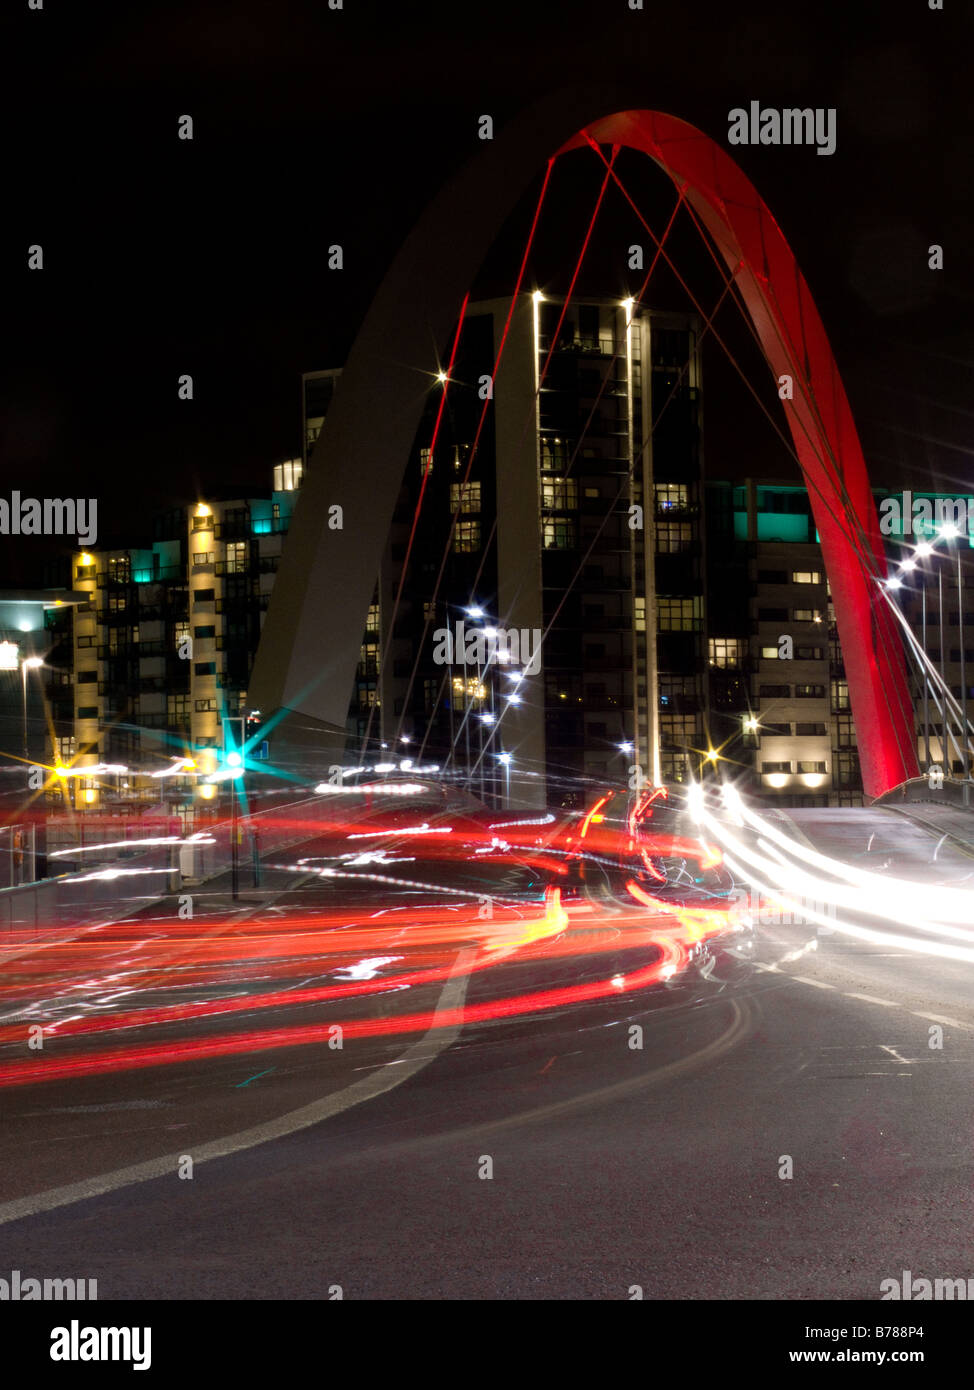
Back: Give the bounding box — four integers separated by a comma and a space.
4, 0, 972, 584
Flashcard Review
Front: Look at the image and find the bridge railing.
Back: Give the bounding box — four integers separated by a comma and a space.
873, 777, 973, 810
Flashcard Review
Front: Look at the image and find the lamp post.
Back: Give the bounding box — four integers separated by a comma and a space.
498, 752, 512, 807
21, 656, 44, 764
938, 524, 970, 779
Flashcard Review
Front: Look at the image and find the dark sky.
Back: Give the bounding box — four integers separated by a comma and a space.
4, 0, 972, 582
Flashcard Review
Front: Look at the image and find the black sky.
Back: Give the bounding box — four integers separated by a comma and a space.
4, 0, 972, 582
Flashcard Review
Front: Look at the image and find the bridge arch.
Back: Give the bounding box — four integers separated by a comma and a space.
249, 102, 917, 799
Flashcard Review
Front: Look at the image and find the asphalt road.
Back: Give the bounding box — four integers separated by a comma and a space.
2, 802, 974, 1300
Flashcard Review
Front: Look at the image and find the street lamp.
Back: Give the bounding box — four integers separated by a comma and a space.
21, 656, 43, 763
497, 752, 512, 805
938, 523, 970, 779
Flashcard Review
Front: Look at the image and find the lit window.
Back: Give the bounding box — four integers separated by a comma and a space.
273, 459, 303, 491
709, 637, 745, 668
225, 542, 248, 575
793, 608, 823, 623
792, 571, 821, 585
654, 482, 689, 514
658, 597, 702, 632
450, 481, 482, 512
453, 520, 481, 553
541, 477, 578, 510
542, 518, 576, 550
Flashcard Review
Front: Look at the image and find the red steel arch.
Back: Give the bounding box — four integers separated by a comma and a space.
249, 107, 917, 798
558, 112, 917, 797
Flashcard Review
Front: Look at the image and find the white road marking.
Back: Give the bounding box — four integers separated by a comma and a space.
0, 948, 476, 1228
791, 976, 836, 990
911, 1011, 968, 1030
844, 993, 897, 1007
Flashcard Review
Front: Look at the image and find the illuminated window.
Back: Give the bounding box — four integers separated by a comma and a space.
798, 760, 827, 774
541, 477, 578, 510
831, 679, 850, 710
453, 520, 481, 552
540, 438, 571, 471
709, 637, 745, 668
225, 542, 248, 575
359, 642, 380, 676
108, 556, 131, 583
365, 602, 380, 636
192, 552, 213, 568
542, 518, 577, 550
450, 481, 481, 512
635, 596, 646, 632
451, 674, 486, 707
792, 571, 822, 584
658, 596, 702, 632
793, 608, 823, 623
761, 646, 780, 659
420, 448, 433, 477
273, 459, 303, 491
174, 621, 190, 648
655, 482, 689, 515
194, 698, 217, 713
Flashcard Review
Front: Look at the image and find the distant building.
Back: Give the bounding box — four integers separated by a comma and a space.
38, 306, 972, 814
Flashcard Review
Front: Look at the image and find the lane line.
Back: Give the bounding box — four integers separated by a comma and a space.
0, 948, 476, 1228
911, 1011, 968, 1029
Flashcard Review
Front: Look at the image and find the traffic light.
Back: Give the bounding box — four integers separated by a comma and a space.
221, 717, 245, 772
